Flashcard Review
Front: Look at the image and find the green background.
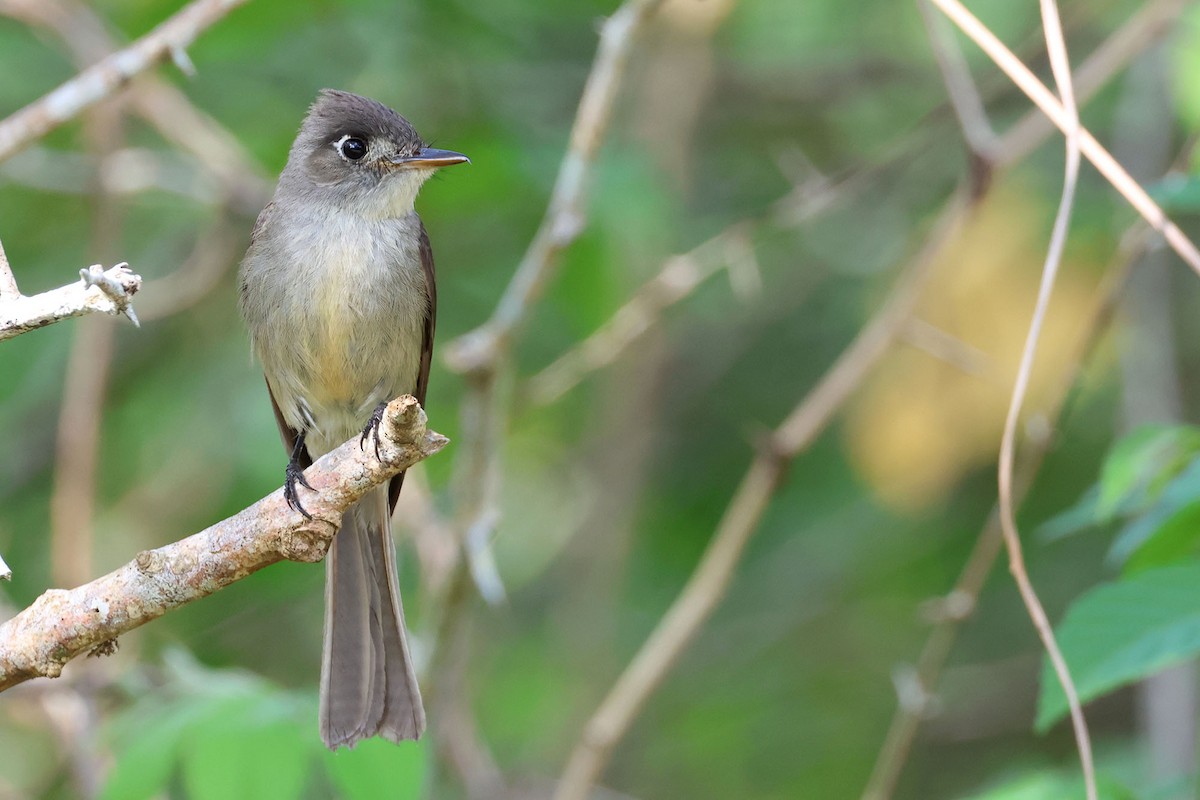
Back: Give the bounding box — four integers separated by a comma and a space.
3, 0, 1200, 798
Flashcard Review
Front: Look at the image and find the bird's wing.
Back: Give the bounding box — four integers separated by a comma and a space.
268, 378, 311, 467
388, 220, 436, 512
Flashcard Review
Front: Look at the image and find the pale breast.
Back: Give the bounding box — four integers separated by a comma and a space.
240, 208, 428, 453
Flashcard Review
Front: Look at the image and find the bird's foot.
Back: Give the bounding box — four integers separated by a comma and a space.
359, 401, 388, 460
285, 433, 314, 519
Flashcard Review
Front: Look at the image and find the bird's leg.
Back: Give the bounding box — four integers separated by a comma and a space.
285, 431, 315, 519
359, 401, 388, 460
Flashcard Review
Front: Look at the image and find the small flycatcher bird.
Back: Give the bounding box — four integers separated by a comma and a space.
238, 89, 468, 748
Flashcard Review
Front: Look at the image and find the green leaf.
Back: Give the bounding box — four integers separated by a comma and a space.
1109, 458, 1200, 568
324, 737, 427, 800
1124, 500, 1200, 574
1037, 563, 1200, 731
180, 693, 314, 800
1096, 425, 1200, 521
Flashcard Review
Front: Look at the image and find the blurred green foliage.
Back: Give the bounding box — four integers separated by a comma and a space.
2, 0, 1200, 799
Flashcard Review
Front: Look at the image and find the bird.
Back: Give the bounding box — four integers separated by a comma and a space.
238, 89, 468, 748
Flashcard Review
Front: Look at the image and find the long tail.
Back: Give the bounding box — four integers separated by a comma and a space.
319, 486, 425, 748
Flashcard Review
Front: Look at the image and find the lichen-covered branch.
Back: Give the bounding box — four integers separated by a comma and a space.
0, 396, 447, 692
0, 264, 141, 342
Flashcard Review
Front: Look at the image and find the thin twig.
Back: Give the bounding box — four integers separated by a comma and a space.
1, 0, 270, 213
860, 226, 1141, 800
0, 396, 447, 692
917, 0, 998, 160
930, 0, 1200, 274
0, 0, 251, 162
49, 95, 127, 605
999, 0, 1093, 795
526, 223, 750, 406
553, 191, 972, 800
530, 0, 1175, 413
0, 237, 17, 300
433, 0, 667, 647
997, 0, 1187, 166
0, 264, 141, 342
444, 0, 666, 376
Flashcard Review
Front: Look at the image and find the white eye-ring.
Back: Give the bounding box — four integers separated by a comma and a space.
335, 134, 368, 162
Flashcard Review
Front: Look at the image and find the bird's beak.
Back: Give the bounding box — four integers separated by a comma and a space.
387, 147, 470, 169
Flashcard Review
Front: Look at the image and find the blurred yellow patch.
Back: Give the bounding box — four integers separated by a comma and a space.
844, 184, 1101, 512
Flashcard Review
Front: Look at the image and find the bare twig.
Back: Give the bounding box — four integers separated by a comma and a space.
930, 0, 1200, 274
917, 0, 998, 160
531, 0, 1173, 411
526, 223, 751, 406
49, 99, 127, 601
0, 264, 141, 342
0, 237, 17, 300
0, 396, 447, 692
434, 0, 666, 639
997, 0, 1187, 166
990, 1, 1095, 794
553, 191, 971, 800
863, 9, 1196, 782
444, 0, 666, 376
0, 0, 271, 211
0, 0, 251, 162
860, 222, 1144, 800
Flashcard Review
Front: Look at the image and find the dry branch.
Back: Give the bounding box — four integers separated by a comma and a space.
0, 396, 447, 692
0, 264, 141, 342
0, 0, 271, 213
432, 0, 667, 651
930, 0, 1200, 274
553, 192, 971, 800
0, 0, 251, 162
860, 223, 1145, 800
444, 0, 666, 375
990, 2, 1095, 797
527, 224, 751, 406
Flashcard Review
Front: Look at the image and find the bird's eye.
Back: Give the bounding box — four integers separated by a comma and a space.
338, 136, 368, 161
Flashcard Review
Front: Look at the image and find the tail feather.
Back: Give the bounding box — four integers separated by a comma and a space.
319, 487, 425, 749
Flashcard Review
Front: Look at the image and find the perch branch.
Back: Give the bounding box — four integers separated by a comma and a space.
0, 0, 251, 162
0, 396, 447, 692
0, 264, 141, 342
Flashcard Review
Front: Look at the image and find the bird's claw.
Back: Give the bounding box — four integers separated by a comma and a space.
359, 402, 387, 460
285, 459, 314, 520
